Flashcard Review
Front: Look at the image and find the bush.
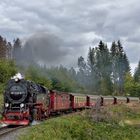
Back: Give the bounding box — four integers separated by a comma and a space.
25, 66, 52, 89
0, 60, 17, 83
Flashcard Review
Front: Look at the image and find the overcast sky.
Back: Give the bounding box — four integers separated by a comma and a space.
0, 0, 140, 72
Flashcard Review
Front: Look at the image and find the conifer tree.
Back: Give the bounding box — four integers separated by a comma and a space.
134, 61, 140, 83
111, 40, 130, 95
77, 56, 89, 88
96, 41, 112, 94
87, 47, 99, 93
110, 41, 118, 94
13, 38, 22, 61
0, 36, 6, 59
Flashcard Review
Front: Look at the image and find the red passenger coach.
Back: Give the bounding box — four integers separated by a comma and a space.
49, 90, 71, 113
70, 93, 87, 109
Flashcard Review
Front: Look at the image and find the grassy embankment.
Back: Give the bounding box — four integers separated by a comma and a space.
0, 94, 3, 120
0, 94, 3, 108
19, 104, 140, 140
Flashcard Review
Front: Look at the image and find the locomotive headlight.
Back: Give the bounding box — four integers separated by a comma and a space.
15, 78, 19, 82
20, 103, 24, 108
5, 103, 9, 107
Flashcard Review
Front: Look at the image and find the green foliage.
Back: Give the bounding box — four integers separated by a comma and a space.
126, 82, 140, 97
0, 59, 17, 93
123, 60, 140, 97
124, 72, 140, 97
0, 94, 3, 109
0, 59, 17, 83
110, 41, 130, 95
25, 66, 52, 89
134, 61, 140, 83
23, 64, 84, 92
46, 66, 83, 92
100, 77, 113, 95
19, 115, 94, 140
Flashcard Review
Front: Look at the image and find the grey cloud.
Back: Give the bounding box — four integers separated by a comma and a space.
126, 29, 140, 43
19, 32, 86, 68
0, 0, 140, 69
124, 42, 140, 63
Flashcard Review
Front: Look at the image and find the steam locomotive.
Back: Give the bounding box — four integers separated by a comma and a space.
1, 74, 140, 126
2, 74, 49, 125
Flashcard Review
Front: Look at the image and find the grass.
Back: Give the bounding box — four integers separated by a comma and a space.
0, 94, 3, 109
0, 94, 3, 122
19, 104, 140, 140
19, 114, 94, 140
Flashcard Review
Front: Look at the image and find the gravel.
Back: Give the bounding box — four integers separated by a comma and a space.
0, 127, 28, 140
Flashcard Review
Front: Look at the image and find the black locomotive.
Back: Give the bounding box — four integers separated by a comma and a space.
2, 77, 49, 125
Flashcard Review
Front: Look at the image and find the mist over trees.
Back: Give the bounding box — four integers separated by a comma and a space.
25, 40, 139, 96
0, 34, 140, 96
77, 40, 130, 95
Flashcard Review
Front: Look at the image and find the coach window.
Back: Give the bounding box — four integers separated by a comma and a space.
76, 97, 78, 103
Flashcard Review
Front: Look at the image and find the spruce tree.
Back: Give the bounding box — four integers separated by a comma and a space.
87, 47, 99, 93
77, 56, 89, 88
95, 41, 112, 95
111, 40, 130, 95
117, 41, 130, 94
13, 38, 22, 61
110, 41, 118, 94
134, 61, 140, 83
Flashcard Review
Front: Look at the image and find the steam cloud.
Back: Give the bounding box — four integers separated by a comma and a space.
19, 32, 71, 67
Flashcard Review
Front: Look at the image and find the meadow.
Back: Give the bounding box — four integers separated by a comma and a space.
19, 104, 140, 140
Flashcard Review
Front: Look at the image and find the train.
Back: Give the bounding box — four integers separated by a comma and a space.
1, 74, 140, 125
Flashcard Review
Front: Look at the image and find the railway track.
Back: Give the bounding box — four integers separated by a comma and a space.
0, 125, 26, 137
